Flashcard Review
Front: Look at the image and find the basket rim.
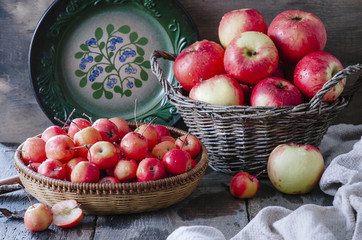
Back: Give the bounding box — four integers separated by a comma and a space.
14, 123, 209, 194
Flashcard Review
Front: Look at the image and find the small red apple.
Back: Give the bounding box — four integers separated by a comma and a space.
136, 158, 166, 182
45, 135, 75, 164
41, 125, 67, 142
51, 199, 83, 228
162, 149, 192, 175
65, 157, 88, 181
113, 158, 138, 182
173, 40, 226, 92
21, 137, 47, 165
24, 203, 52, 232
159, 135, 176, 143
70, 161, 100, 183
38, 158, 66, 180
120, 132, 149, 161
134, 124, 159, 150
230, 172, 259, 199
98, 176, 121, 184
73, 126, 102, 157
151, 141, 177, 159
68, 118, 92, 139
175, 134, 201, 158
92, 118, 120, 143
154, 125, 171, 141
87, 141, 118, 170
109, 117, 130, 140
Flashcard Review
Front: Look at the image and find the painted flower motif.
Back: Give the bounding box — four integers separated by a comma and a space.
86, 38, 96, 46
127, 81, 134, 88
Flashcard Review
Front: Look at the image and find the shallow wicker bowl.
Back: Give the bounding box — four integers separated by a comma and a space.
14, 123, 209, 215
151, 50, 362, 175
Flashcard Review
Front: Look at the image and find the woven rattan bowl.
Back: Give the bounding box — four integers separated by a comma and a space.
151, 50, 362, 175
14, 123, 209, 215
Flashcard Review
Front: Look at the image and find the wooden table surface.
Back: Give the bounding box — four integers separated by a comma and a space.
0, 143, 333, 239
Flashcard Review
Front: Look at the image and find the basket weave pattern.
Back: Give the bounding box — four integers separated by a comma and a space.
14, 123, 209, 215
151, 50, 362, 175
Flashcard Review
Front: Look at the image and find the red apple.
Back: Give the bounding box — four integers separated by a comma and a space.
120, 132, 149, 161
151, 141, 177, 159
162, 149, 192, 175
134, 124, 158, 150
38, 158, 66, 180
136, 158, 166, 182
87, 141, 118, 170
173, 40, 226, 92
175, 134, 201, 158
24, 203, 52, 232
159, 135, 176, 143
189, 74, 244, 106
70, 161, 100, 183
65, 157, 88, 181
250, 77, 303, 107
51, 199, 83, 228
230, 172, 259, 199
68, 118, 92, 139
218, 8, 267, 48
109, 117, 130, 140
98, 176, 120, 184
113, 158, 138, 182
45, 135, 75, 164
224, 31, 279, 85
73, 126, 102, 157
293, 51, 345, 101
267, 143, 324, 194
92, 118, 120, 143
27, 162, 41, 172
21, 137, 47, 165
267, 10, 327, 64
41, 125, 67, 142
154, 125, 171, 141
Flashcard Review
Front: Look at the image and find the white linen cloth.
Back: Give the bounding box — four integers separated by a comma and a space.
167, 124, 362, 240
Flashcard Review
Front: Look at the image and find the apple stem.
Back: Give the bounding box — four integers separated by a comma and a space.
180, 132, 191, 150
85, 145, 91, 162
255, 169, 266, 179
19, 185, 34, 208
28, 161, 37, 172
54, 117, 70, 128
134, 99, 139, 129
82, 113, 93, 124
4, 149, 20, 152
63, 108, 76, 129
140, 117, 158, 136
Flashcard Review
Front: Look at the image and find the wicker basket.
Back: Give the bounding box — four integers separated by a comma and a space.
14, 123, 209, 215
151, 50, 362, 175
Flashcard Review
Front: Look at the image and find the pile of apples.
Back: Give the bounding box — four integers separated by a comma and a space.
173, 9, 346, 107
21, 116, 201, 184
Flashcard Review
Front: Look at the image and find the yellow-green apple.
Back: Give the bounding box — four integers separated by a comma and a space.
250, 77, 303, 107
98, 176, 120, 184
65, 157, 88, 181
21, 137, 47, 165
136, 158, 166, 182
68, 118, 92, 139
120, 132, 149, 161
175, 134, 201, 158
162, 149, 192, 175
151, 141, 177, 159
218, 8, 267, 48
173, 40, 226, 92
293, 51, 345, 101
51, 199, 83, 228
45, 135, 75, 164
224, 31, 279, 85
267, 10, 327, 64
113, 158, 138, 182
134, 124, 158, 149
229, 172, 259, 199
70, 161, 100, 183
73, 126, 102, 157
267, 143, 324, 194
109, 117, 130, 140
38, 158, 66, 180
24, 203, 52, 232
41, 125, 67, 142
87, 141, 118, 169
92, 118, 120, 143
189, 74, 244, 106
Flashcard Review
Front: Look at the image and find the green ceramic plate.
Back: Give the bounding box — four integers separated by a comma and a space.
29, 0, 198, 126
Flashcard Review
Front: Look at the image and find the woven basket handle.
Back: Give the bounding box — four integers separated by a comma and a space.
151, 50, 177, 95
309, 64, 362, 110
